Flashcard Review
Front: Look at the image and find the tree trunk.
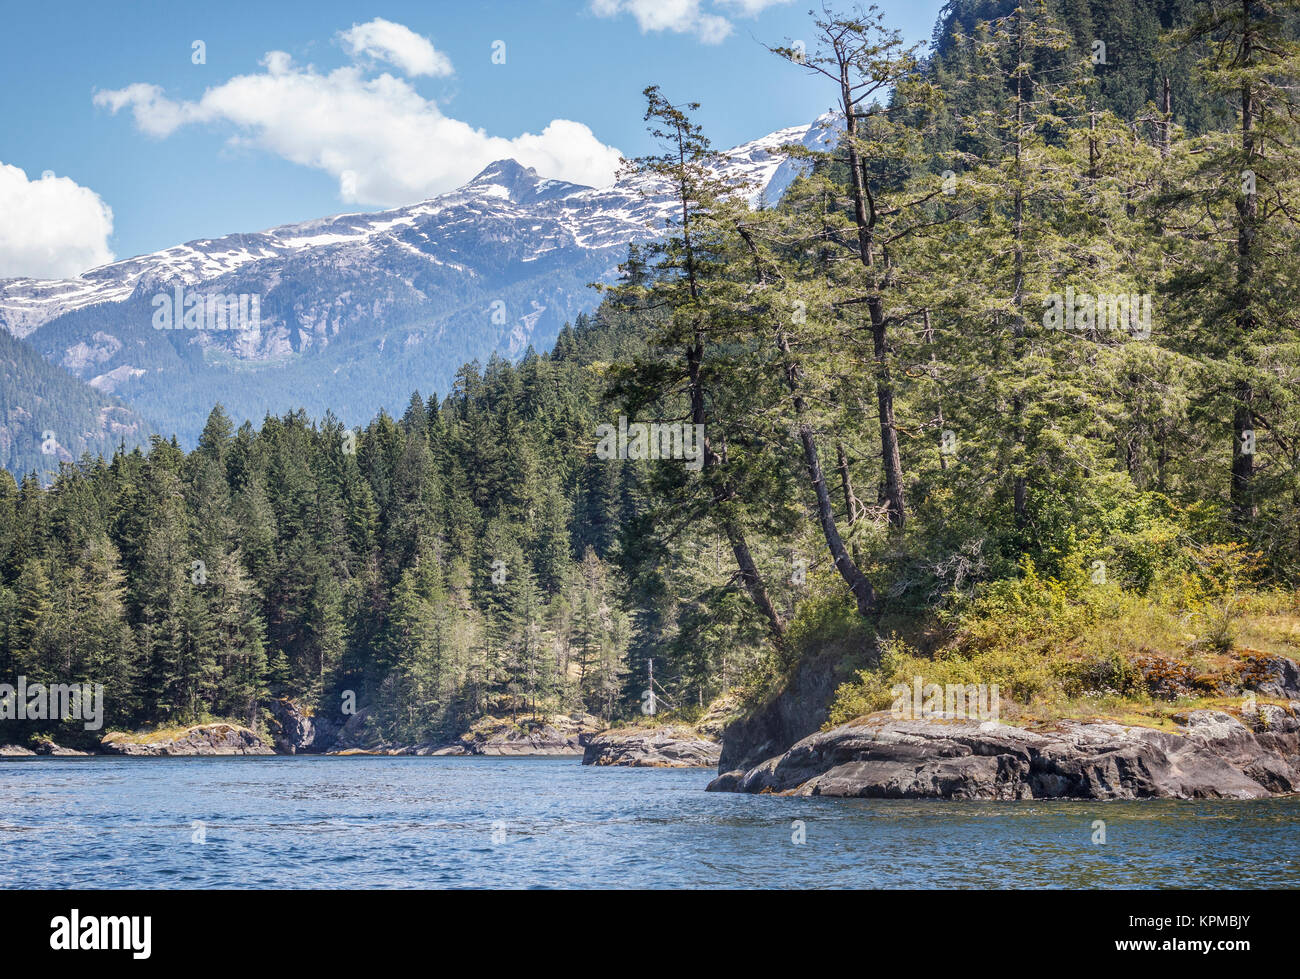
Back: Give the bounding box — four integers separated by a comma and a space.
672, 122, 785, 642
687, 341, 786, 641
837, 444, 863, 523
776, 332, 876, 617
840, 57, 906, 529
1231, 0, 1258, 526
1231, 391, 1256, 524
869, 296, 906, 527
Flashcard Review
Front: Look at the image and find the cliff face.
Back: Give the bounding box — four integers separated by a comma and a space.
709, 706, 1300, 800
717, 645, 865, 774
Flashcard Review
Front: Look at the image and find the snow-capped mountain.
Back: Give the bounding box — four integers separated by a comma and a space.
0, 121, 825, 447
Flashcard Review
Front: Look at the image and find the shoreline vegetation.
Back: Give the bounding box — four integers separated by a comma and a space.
7, 573, 1298, 792
4, 1, 1300, 800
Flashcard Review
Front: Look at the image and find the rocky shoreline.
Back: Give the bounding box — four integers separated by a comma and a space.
707, 705, 1300, 800
2, 724, 273, 757
101, 723, 274, 756
696, 645, 1300, 801
1, 709, 725, 764
2, 708, 612, 758
330, 714, 599, 757
582, 725, 721, 767
10, 651, 1299, 800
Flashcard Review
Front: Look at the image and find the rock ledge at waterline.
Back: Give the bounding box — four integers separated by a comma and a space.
100, 723, 274, 756
582, 725, 721, 767
707, 706, 1300, 800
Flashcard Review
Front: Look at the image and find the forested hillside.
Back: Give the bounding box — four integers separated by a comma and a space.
926, 0, 1237, 139
2, 0, 1298, 747
0, 327, 149, 479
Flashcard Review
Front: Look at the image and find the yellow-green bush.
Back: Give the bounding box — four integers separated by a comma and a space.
825, 543, 1290, 729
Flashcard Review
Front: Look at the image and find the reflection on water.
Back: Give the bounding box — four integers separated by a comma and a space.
2, 756, 1297, 889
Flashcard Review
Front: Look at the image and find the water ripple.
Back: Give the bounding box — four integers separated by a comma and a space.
1, 756, 1297, 889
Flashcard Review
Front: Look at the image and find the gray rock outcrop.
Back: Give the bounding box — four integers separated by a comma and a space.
100, 723, 274, 756
717, 646, 863, 773
266, 697, 341, 754
328, 713, 601, 756
583, 726, 722, 767
31, 738, 90, 756
1242, 654, 1300, 700
708, 706, 1300, 799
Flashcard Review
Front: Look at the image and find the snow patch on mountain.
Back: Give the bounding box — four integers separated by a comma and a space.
0, 119, 831, 446
0, 123, 817, 340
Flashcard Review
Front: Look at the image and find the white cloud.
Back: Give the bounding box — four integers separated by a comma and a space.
590, 0, 791, 44
716, 0, 792, 15
591, 0, 732, 43
94, 47, 623, 207
338, 18, 453, 78
0, 164, 114, 279
93, 83, 206, 138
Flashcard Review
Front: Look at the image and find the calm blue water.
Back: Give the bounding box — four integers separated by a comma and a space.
2, 756, 1298, 888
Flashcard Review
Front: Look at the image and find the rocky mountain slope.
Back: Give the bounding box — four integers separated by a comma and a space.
0, 122, 824, 455
0, 326, 149, 479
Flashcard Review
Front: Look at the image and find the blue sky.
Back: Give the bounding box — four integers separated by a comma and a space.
0, 0, 946, 276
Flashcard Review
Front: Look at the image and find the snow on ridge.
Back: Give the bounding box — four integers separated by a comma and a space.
0, 121, 813, 336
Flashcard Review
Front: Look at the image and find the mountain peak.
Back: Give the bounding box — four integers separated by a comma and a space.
464, 159, 572, 204
469, 159, 540, 186
460, 159, 594, 205
0, 117, 824, 455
